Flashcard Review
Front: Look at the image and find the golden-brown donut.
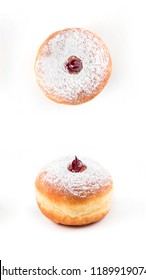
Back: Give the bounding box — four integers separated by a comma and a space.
35, 156, 113, 226
35, 28, 112, 105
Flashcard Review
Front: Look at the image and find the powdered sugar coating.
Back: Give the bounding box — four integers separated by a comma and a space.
41, 156, 112, 198
35, 28, 111, 104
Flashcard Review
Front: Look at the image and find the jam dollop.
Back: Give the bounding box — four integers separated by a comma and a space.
66, 56, 83, 74
68, 156, 87, 173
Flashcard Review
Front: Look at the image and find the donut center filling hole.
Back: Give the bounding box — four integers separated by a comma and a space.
66, 56, 83, 74
68, 156, 87, 173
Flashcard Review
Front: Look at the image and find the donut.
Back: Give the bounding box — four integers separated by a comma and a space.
35, 156, 113, 226
35, 28, 112, 105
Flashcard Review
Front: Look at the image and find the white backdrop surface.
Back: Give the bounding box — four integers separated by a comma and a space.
0, 0, 146, 279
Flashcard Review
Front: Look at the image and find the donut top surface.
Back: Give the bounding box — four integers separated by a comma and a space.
35, 28, 111, 104
39, 156, 112, 198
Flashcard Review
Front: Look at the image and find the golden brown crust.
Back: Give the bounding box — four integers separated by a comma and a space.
37, 200, 110, 226
34, 28, 112, 105
36, 188, 113, 226
35, 172, 113, 226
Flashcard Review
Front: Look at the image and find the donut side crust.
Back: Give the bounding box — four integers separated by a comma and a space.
35, 188, 113, 226
35, 173, 113, 225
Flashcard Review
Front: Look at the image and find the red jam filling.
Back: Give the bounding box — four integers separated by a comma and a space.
68, 156, 87, 173
66, 56, 83, 74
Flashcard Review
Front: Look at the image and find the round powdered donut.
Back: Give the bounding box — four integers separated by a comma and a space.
35, 156, 113, 226
35, 28, 112, 105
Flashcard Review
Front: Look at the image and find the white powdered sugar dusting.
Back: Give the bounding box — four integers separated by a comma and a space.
35, 28, 110, 103
41, 156, 112, 198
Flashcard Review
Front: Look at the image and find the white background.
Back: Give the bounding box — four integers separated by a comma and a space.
0, 0, 146, 279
